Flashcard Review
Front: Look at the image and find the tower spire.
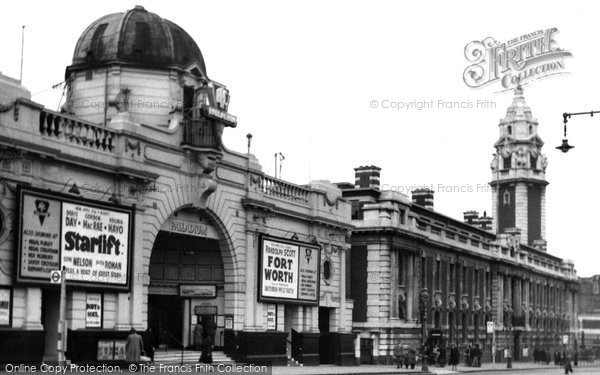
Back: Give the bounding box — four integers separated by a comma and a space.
490, 87, 548, 249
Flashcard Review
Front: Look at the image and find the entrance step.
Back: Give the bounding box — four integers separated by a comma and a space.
286, 357, 302, 367
153, 350, 234, 365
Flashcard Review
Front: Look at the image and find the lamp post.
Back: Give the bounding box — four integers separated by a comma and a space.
418, 291, 429, 371
556, 111, 600, 153
505, 323, 513, 368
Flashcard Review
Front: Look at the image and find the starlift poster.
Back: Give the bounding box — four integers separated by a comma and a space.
16, 186, 133, 290
258, 235, 320, 305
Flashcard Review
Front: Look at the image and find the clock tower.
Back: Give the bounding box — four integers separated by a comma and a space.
490, 85, 548, 248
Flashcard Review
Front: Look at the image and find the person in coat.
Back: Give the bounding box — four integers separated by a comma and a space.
449, 344, 460, 370
144, 327, 155, 363
407, 345, 417, 369
126, 328, 144, 363
393, 343, 403, 368
193, 323, 204, 351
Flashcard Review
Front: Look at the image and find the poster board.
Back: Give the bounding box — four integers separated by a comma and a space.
16, 186, 133, 290
258, 235, 320, 305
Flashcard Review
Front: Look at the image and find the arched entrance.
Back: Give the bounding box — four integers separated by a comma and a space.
147, 208, 229, 350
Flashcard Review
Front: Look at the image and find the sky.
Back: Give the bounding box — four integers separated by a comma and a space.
1, 0, 599, 276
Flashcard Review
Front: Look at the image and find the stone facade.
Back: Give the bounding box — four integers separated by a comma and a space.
0, 7, 354, 365
341, 86, 578, 365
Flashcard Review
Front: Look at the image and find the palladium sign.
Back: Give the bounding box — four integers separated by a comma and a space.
463, 28, 572, 90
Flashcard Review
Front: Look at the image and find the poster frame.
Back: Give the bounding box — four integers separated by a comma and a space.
15, 185, 134, 291
257, 234, 321, 306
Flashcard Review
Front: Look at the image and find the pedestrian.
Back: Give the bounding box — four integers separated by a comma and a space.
125, 327, 144, 364
407, 344, 416, 369
432, 344, 440, 366
144, 327, 155, 363
393, 342, 403, 368
465, 344, 472, 366
564, 354, 573, 374
193, 323, 204, 351
574, 351, 578, 366
473, 344, 482, 367
449, 344, 460, 370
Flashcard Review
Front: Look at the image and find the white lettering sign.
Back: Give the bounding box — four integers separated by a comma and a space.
61, 202, 129, 285
86, 293, 102, 328
259, 237, 320, 304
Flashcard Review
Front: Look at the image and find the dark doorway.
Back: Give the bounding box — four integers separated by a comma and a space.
318, 307, 330, 333
41, 288, 60, 361
183, 86, 194, 121
360, 338, 373, 364
513, 330, 521, 361
319, 307, 333, 364
148, 295, 183, 349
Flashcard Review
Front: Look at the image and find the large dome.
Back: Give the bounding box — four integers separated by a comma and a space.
66, 6, 206, 76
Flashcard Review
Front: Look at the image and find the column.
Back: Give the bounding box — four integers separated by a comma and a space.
339, 246, 347, 332
407, 254, 414, 321
244, 231, 261, 330
390, 249, 398, 318
182, 299, 190, 347
116, 292, 131, 329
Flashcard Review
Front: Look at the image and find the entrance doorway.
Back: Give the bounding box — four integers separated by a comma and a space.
41, 288, 59, 361
513, 330, 521, 361
148, 295, 183, 349
319, 307, 333, 364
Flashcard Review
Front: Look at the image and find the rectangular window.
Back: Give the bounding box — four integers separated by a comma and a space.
351, 201, 364, 220
398, 253, 404, 286
450, 263, 455, 293
474, 269, 479, 297
462, 266, 467, 295
421, 257, 425, 289
435, 260, 441, 291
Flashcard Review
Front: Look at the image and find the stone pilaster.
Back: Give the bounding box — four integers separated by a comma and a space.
540, 187, 546, 240
491, 186, 498, 234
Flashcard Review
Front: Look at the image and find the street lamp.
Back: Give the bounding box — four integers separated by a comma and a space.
556, 111, 600, 153
504, 323, 513, 369
418, 291, 429, 371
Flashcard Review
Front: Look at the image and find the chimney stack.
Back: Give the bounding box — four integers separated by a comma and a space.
478, 211, 493, 231
412, 188, 434, 210
463, 210, 479, 225
354, 165, 381, 190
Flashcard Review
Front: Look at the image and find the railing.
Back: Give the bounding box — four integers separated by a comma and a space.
182, 119, 220, 149
256, 175, 310, 204
39, 110, 116, 152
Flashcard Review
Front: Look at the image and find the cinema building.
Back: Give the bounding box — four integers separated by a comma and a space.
0, 6, 354, 365
339, 87, 579, 364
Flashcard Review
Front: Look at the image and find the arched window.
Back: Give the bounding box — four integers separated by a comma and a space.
434, 311, 441, 328
508, 126, 512, 135
474, 314, 479, 339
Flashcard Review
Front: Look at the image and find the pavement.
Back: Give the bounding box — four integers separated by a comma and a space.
271, 362, 568, 375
